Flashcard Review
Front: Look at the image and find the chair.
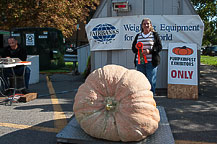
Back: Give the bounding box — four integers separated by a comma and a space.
8, 66, 27, 91
0, 76, 7, 96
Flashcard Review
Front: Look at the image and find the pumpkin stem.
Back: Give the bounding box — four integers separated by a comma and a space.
181, 46, 187, 49
105, 98, 117, 111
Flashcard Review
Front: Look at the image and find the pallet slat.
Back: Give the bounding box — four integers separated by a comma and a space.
19, 93, 37, 102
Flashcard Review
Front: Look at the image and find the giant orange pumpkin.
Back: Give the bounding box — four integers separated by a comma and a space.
73, 65, 160, 142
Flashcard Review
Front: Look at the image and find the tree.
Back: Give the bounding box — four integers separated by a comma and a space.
0, 0, 100, 38
191, 0, 217, 45
1, 0, 216, 45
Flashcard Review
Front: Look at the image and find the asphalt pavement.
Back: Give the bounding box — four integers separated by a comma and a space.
0, 64, 216, 144
155, 63, 217, 144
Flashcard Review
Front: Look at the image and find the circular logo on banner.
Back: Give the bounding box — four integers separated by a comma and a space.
172, 46, 193, 55
90, 24, 119, 43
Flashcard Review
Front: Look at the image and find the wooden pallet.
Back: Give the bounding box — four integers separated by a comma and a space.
19, 93, 37, 102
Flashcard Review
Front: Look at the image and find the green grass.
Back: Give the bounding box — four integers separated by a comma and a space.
40, 62, 77, 73
201, 55, 217, 67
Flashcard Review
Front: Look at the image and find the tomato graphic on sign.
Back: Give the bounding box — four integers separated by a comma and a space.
172, 46, 193, 55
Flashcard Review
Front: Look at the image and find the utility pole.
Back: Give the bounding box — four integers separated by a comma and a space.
75, 24, 79, 48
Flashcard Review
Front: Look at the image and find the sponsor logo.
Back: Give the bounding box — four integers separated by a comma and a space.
90, 24, 119, 44
172, 46, 193, 55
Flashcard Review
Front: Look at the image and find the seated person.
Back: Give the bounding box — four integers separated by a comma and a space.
1, 36, 31, 93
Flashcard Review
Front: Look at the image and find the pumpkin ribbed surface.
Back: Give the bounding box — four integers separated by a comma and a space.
73, 64, 160, 142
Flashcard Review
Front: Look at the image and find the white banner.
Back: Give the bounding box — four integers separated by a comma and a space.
168, 43, 198, 85
85, 15, 204, 51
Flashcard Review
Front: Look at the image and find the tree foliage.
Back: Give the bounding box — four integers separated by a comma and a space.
0, 0, 216, 45
191, 0, 217, 45
0, 0, 100, 38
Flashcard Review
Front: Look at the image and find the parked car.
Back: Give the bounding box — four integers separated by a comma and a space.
202, 46, 217, 56
65, 47, 77, 55
200, 47, 205, 55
